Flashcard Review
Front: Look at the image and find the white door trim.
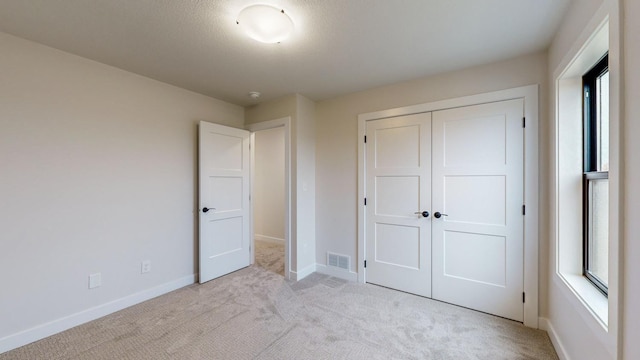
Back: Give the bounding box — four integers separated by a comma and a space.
247, 117, 292, 280
357, 84, 539, 328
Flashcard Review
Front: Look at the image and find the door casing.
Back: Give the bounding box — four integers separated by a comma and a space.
357, 85, 539, 328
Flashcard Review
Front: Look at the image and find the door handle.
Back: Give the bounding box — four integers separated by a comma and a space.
434, 212, 448, 219
414, 211, 429, 218
202, 207, 216, 213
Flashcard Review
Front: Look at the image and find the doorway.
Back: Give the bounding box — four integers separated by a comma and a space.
252, 126, 286, 275
198, 118, 292, 283
248, 117, 292, 279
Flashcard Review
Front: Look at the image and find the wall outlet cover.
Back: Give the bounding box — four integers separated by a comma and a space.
89, 273, 101, 289
141, 260, 151, 274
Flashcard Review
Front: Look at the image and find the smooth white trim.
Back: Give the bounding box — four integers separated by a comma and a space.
550, 6, 621, 357
255, 234, 285, 244
315, 264, 358, 282
357, 117, 366, 285
0, 274, 195, 354
357, 84, 539, 328
555, 273, 608, 329
540, 317, 571, 360
359, 86, 536, 122
290, 263, 316, 281
551, 4, 612, 80
247, 117, 292, 281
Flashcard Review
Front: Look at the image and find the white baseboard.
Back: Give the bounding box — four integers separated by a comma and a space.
290, 263, 316, 281
539, 317, 570, 360
254, 234, 285, 244
0, 274, 195, 354
315, 264, 358, 282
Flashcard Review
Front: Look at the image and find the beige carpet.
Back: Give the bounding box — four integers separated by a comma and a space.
254, 239, 285, 276
1, 266, 558, 359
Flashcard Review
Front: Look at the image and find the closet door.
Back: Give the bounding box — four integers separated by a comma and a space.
431, 99, 524, 321
365, 113, 432, 297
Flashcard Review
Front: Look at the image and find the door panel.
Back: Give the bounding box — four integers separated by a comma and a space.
441, 114, 508, 166
443, 231, 506, 286
375, 223, 420, 269
365, 113, 431, 297
199, 121, 250, 283
374, 125, 421, 168
444, 175, 506, 225
207, 217, 244, 255
432, 99, 524, 321
375, 176, 419, 216
207, 177, 243, 212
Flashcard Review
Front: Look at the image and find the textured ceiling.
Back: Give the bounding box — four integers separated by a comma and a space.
0, 0, 571, 106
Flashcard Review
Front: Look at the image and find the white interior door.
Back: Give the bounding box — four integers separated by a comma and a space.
199, 121, 251, 283
365, 113, 432, 297
431, 99, 524, 321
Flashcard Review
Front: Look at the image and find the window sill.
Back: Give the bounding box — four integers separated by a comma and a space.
558, 273, 608, 329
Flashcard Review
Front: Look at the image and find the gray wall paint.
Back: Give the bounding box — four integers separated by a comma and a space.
622, 0, 640, 358
4, 2, 640, 356
0, 32, 243, 342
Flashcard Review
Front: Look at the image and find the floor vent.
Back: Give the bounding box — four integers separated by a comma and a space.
327, 252, 350, 270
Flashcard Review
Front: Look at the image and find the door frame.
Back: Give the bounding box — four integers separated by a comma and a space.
247, 117, 292, 280
357, 85, 539, 328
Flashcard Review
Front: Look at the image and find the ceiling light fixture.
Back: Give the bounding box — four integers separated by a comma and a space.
236, 5, 294, 44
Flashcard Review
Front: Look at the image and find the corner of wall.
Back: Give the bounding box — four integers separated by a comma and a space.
293, 93, 317, 272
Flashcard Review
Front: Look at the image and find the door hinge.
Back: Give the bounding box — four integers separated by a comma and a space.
364, 135, 367, 143
523, 292, 526, 303
522, 117, 526, 128
364, 197, 367, 206
364, 260, 367, 268
522, 205, 526, 215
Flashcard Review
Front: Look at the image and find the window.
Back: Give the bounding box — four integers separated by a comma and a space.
583, 53, 609, 295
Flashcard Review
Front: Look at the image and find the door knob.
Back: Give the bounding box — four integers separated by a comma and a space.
434, 212, 448, 219
414, 211, 429, 218
202, 207, 215, 213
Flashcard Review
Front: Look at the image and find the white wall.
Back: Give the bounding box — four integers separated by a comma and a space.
254, 127, 285, 242
315, 51, 549, 301
295, 95, 316, 273
621, 0, 640, 358
0, 32, 244, 351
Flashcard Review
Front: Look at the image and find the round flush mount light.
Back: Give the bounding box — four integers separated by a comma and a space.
236, 5, 294, 44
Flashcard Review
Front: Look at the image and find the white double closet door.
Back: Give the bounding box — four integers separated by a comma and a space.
365, 99, 524, 321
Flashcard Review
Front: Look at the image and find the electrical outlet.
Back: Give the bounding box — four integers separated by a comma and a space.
141, 260, 151, 274
89, 273, 101, 289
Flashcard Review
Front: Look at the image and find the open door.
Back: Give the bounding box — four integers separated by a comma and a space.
199, 121, 251, 283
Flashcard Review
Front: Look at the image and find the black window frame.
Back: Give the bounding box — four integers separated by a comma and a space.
582, 53, 609, 296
